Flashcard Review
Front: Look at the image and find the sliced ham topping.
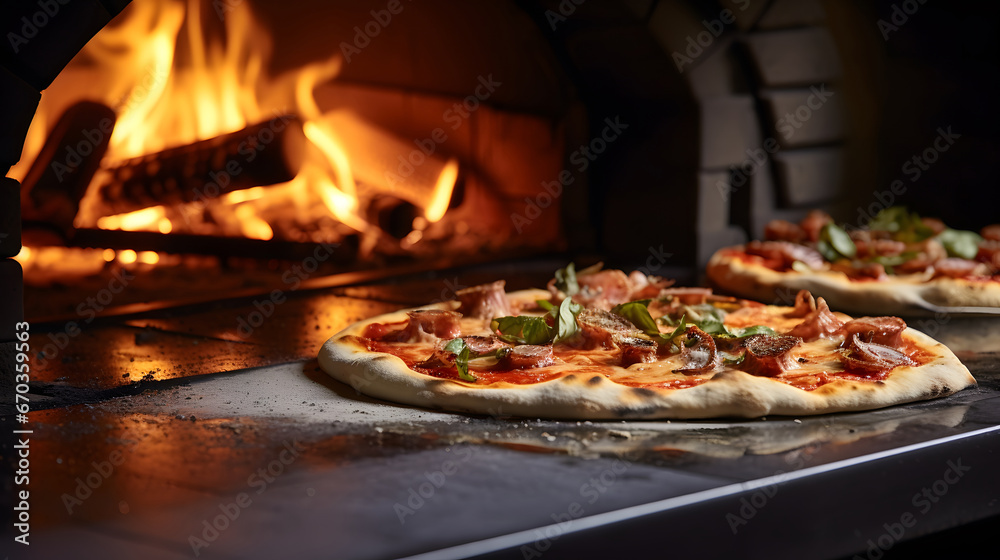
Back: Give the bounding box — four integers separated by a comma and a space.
746, 240, 825, 270
627, 271, 675, 299
785, 297, 844, 341
414, 352, 452, 370
981, 224, 1000, 242
841, 333, 914, 375
673, 326, 719, 374
617, 336, 658, 367
461, 335, 510, 355
849, 228, 872, 244
786, 290, 817, 318
573, 269, 633, 310
870, 239, 906, 257
977, 240, 1000, 271
836, 317, 907, 349
895, 238, 947, 274
764, 219, 807, 243
576, 308, 641, 350
932, 258, 990, 279
660, 287, 713, 305
850, 261, 888, 281
416, 336, 510, 371
740, 335, 802, 377
456, 281, 512, 320
921, 217, 947, 235
548, 266, 675, 309
800, 210, 833, 242
497, 345, 554, 370
386, 310, 462, 343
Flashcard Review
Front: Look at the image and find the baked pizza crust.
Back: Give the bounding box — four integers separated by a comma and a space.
707, 247, 1000, 316
317, 290, 976, 420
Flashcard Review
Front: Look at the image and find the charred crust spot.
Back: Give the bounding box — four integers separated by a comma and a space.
928, 385, 948, 396
798, 357, 809, 363
613, 405, 659, 418
563, 374, 577, 382
588, 376, 603, 385
631, 387, 656, 398
371, 355, 391, 361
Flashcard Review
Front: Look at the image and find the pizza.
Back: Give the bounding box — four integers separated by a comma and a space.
707, 206, 1000, 316
318, 263, 975, 420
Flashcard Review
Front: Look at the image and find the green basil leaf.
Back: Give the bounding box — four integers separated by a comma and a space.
938, 228, 983, 259
816, 239, 842, 262
821, 223, 857, 259
536, 299, 555, 312
611, 299, 660, 337
554, 263, 579, 297
553, 297, 584, 344
443, 338, 476, 382
868, 206, 911, 233
722, 352, 746, 366
455, 346, 474, 381
729, 325, 778, 338
901, 221, 935, 243
443, 338, 465, 354
682, 304, 727, 335
868, 207, 934, 243
664, 314, 688, 340
695, 319, 729, 336
492, 316, 552, 345
871, 254, 907, 268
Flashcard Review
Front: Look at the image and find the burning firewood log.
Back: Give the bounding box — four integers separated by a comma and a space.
92, 114, 305, 215
20, 101, 117, 240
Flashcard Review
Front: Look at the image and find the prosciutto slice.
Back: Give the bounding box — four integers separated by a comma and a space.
836, 317, 907, 348
764, 219, 806, 243
786, 297, 844, 341
461, 335, 510, 355
841, 333, 914, 375
673, 326, 719, 374
628, 271, 675, 299
456, 281, 512, 320
932, 258, 989, 279
548, 267, 674, 309
387, 310, 462, 343
800, 209, 833, 242
570, 269, 633, 310
740, 335, 803, 377
497, 345, 554, 370
746, 240, 825, 270
982, 224, 1000, 242
786, 290, 816, 318
617, 336, 658, 367
894, 238, 947, 274
576, 308, 641, 350
660, 287, 713, 305
418, 335, 510, 370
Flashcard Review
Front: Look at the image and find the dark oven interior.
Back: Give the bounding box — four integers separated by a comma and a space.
2, 0, 999, 558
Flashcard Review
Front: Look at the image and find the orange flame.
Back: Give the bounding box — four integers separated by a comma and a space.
12, 0, 462, 266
